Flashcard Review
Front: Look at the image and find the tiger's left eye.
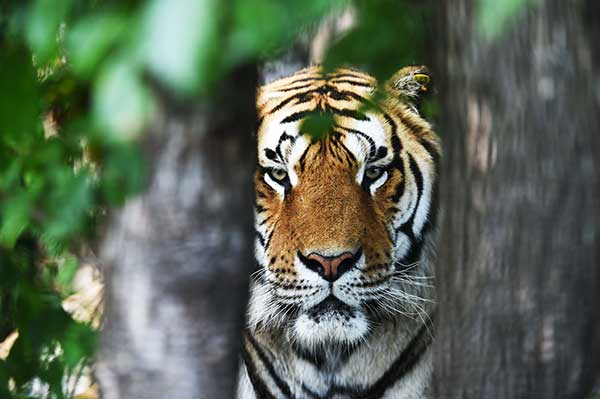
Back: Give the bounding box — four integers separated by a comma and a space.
269, 168, 288, 182
365, 166, 384, 180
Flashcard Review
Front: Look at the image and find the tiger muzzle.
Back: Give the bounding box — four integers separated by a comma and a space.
298, 248, 363, 282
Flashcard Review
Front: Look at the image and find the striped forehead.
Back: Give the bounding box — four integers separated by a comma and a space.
257, 112, 392, 169
257, 69, 392, 168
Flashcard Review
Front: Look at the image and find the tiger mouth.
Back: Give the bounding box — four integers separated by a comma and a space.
307, 295, 354, 320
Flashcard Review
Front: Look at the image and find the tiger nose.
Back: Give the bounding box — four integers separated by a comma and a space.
298, 248, 362, 282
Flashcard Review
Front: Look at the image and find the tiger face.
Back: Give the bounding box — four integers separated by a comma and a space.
249, 66, 440, 350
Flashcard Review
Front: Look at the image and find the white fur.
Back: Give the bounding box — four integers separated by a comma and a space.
291, 311, 369, 348
264, 173, 286, 197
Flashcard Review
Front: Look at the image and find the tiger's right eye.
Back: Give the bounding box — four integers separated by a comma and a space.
268, 168, 288, 182
365, 166, 384, 180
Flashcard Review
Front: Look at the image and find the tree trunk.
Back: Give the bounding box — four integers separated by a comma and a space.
433, 1, 600, 397
96, 65, 257, 399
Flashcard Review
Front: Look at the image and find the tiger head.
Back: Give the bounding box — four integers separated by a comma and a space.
249, 66, 440, 350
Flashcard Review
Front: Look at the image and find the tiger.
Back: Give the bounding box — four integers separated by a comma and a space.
238, 65, 440, 399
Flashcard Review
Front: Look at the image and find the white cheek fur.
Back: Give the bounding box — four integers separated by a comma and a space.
369, 170, 389, 195
286, 135, 309, 187
264, 173, 285, 198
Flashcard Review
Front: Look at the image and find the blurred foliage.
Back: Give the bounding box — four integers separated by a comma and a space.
0, 44, 142, 399
323, 0, 431, 81
0, 0, 344, 396
478, 0, 538, 40
0, 0, 525, 397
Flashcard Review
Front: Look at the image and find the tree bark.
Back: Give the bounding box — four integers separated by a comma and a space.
433, 1, 600, 397
96, 65, 257, 399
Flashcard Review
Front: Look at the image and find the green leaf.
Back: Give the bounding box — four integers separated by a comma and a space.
60, 322, 96, 368
55, 255, 78, 292
93, 58, 155, 139
0, 365, 10, 398
140, 0, 222, 94
228, 0, 334, 64
300, 112, 335, 141
229, 0, 289, 61
43, 170, 92, 243
0, 50, 40, 148
0, 193, 32, 248
97, 140, 145, 205
67, 12, 129, 78
0, 159, 22, 192
26, 0, 73, 63
323, 0, 430, 81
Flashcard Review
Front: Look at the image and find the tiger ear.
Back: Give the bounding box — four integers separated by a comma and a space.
385, 65, 432, 100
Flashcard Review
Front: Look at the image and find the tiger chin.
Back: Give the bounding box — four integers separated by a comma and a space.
238, 65, 440, 399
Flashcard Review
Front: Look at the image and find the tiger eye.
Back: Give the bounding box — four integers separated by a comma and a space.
365, 166, 384, 180
269, 168, 288, 182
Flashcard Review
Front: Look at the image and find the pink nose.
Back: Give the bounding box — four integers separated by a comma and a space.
298, 249, 362, 282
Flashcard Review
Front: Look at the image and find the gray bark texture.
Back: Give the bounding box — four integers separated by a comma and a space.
96, 65, 257, 399
433, 1, 600, 398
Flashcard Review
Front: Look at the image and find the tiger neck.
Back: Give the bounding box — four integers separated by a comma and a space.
246, 313, 434, 398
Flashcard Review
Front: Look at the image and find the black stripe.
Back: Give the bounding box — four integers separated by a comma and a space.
352, 316, 433, 399
241, 339, 278, 399
280, 106, 368, 125
328, 107, 370, 121
388, 154, 405, 203
326, 72, 370, 81
258, 216, 272, 226
278, 83, 315, 92
382, 112, 401, 151
423, 178, 439, 235
395, 110, 427, 137
298, 145, 311, 173
329, 79, 373, 88
328, 89, 370, 104
335, 126, 376, 159
255, 204, 267, 213
264, 148, 279, 161
384, 111, 404, 170
281, 109, 315, 124
277, 78, 322, 91
340, 90, 371, 104
418, 138, 440, 168
338, 139, 358, 165
394, 153, 425, 268
269, 91, 313, 114
372, 146, 388, 162
407, 153, 424, 199
327, 140, 344, 164
385, 111, 406, 203
264, 228, 275, 248
418, 138, 441, 234
309, 316, 434, 399
394, 155, 423, 234
292, 342, 326, 370
275, 132, 296, 160
291, 338, 358, 375
278, 76, 321, 86
245, 332, 293, 398
255, 230, 266, 247
394, 227, 423, 269
301, 384, 323, 399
